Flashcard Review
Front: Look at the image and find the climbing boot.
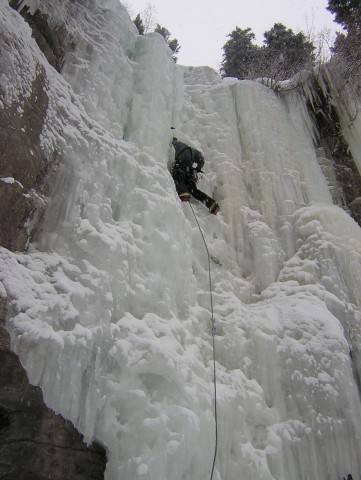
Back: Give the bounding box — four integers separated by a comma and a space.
209, 202, 220, 215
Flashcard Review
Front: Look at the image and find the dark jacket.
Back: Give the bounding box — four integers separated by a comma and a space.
172, 139, 204, 180
171, 138, 219, 213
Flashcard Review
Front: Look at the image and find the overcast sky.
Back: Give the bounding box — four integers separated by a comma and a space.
125, 0, 340, 70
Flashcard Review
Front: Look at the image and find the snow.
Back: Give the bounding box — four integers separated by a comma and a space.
1, 1, 361, 480
0, 176, 24, 188
0, 3, 38, 106
0, 177, 15, 184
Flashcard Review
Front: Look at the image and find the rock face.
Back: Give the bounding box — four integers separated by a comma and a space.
9, 0, 70, 72
0, 66, 49, 251
0, 3, 107, 478
0, 0, 75, 251
306, 78, 361, 226
1, 295, 105, 479
0, 327, 106, 480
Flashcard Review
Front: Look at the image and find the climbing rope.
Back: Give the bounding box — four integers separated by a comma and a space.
189, 202, 218, 480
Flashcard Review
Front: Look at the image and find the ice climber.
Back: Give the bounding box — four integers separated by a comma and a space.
171, 137, 220, 215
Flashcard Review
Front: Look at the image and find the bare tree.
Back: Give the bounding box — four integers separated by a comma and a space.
141, 3, 157, 33
306, 23, 335, 69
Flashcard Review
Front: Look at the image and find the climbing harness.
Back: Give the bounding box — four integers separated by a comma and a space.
189, 202, 218, 480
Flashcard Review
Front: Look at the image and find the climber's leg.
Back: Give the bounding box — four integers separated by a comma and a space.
172, 170, 191, 201
189, 185, 220, 214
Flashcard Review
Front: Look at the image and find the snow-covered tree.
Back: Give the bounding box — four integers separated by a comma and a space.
220, 27, 261, 79
132, 9, 181, 62
263, 23, 315, 79
154, 24, 181, 62
328, 0, 361, 80
221, 24, 315, 81
327, 0, 361, 29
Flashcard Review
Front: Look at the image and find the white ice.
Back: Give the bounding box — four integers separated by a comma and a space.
1, 1, 361, 480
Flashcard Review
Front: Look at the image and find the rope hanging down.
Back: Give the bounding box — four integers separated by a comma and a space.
189, 202, 218, 480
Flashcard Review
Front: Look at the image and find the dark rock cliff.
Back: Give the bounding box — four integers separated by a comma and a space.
0, 3, 107, 478
0, 319, 106, 480
0, 66, 49, 251
9, 0, 71, 72
305, 76, 361, 226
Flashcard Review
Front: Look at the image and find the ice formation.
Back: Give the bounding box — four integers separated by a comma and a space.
1, 1, 361, 479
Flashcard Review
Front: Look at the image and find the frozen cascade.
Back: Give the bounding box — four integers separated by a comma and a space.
1, 1, 361, 479
310, 64, 361, 175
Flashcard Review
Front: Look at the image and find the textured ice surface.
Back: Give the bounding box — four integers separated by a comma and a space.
1, 2, 361, 480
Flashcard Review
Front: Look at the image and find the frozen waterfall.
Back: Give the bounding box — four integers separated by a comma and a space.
1, 1, 361, 479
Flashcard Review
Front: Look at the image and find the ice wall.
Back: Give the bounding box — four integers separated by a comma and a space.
315, 63, 361, 175
2, 2, 361, 480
